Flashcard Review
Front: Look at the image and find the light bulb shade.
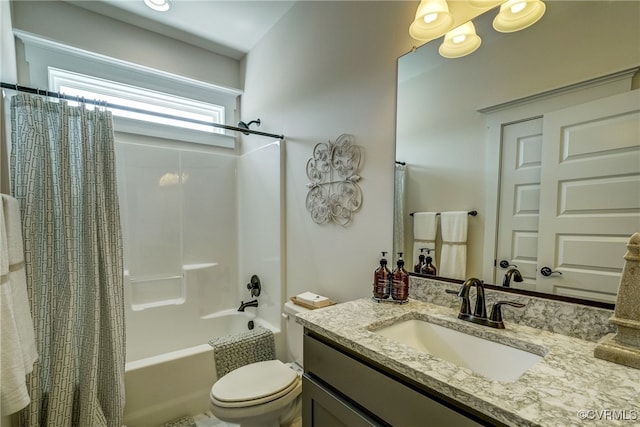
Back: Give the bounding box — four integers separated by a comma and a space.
493, 0, 546, 33
409, 0, 455, 41
468, 0, 504, 9
439, 21, 482, 58
144, 0, 170, 12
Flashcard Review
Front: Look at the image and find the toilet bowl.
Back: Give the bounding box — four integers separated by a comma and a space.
209, 301, 309, 427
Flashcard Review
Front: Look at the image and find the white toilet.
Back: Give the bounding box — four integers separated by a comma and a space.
209, 301, 309, 427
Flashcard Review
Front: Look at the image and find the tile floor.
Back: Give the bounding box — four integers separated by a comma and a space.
162, 412, 237, 427
163, 411, 302, 427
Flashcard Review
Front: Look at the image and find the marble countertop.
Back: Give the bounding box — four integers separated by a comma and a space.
296, 298, 640, 427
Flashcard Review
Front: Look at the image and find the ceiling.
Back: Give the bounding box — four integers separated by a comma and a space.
71, 0, 297, 60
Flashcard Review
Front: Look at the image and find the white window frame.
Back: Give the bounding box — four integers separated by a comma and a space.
49, 68, 235, 148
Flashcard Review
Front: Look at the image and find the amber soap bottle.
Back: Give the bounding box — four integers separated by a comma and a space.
391, 253, 409, 302
373, 252, 391, 299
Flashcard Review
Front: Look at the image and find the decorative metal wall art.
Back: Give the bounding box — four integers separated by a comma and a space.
306, 134, 363, 226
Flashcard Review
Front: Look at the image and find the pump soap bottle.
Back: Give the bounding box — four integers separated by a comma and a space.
414, 249, 426, 273
421, 249, 437, 276
391, 252, 409, 302
373, 251, 391, 299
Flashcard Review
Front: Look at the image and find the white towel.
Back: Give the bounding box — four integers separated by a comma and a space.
439, 211, 468, 280
412, 212, 438, 268
0, 194, 38, 415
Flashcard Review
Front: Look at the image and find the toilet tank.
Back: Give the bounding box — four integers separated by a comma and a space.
283, 301, 309, 367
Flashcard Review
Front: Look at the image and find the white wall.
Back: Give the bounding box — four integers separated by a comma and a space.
240, 1, 416, 303
10, 0, 241, 91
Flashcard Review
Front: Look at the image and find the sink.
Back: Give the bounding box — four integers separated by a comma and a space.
373, 319, 542, 382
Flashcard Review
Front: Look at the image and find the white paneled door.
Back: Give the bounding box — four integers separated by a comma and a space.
536, 89, 640, 302
496, 118, 543, 290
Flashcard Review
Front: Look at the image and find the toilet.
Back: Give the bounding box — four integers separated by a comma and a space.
209, 301, 309, 427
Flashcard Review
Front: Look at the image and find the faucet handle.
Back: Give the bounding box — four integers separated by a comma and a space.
247, 274, 261, 297
489, 301, 525, 322
445, 288, 471, 315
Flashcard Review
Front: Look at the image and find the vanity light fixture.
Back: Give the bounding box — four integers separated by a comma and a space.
144, 0, 170, 12
493, 0, 546, 33
409, 0, 455, 41
409, 0, 546, 57
439, 21, 481, 58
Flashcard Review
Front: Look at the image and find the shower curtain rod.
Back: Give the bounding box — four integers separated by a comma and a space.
1, 82, 285, 140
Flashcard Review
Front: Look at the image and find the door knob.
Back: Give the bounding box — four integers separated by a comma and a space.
540, 267, 562, 277
499, 260, 517, 269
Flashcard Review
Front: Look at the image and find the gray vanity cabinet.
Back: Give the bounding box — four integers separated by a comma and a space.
302, 375, 381, 427
302, 330, 497, 427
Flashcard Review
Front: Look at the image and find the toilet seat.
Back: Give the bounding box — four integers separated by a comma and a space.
211, 360, 300, 408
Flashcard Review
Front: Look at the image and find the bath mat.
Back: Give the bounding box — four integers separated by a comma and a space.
209, 326, 275, 377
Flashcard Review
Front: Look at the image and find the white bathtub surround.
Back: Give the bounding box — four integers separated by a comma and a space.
119, 139, 284, 426
116, 141, 240, 319
297, 298, 640, 427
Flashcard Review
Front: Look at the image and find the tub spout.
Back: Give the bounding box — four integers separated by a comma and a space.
238, 299, 259, 312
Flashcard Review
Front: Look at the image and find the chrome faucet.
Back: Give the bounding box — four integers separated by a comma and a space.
446, 277, 525, 329
237, 299, 259, 312
502, 268, 523, 287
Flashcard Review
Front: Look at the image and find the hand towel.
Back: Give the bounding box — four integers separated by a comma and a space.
1, 194, 38, 415
412, 212, 438, 268
439, 211, 468, 280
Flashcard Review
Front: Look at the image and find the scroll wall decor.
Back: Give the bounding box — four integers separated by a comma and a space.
306, 134, 363, 226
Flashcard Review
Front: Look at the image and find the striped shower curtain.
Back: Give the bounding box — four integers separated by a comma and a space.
9, 93, 125, 427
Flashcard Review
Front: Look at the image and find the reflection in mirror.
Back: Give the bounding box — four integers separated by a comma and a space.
395, 1, 640, 303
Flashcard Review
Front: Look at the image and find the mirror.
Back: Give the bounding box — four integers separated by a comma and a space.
395, 1, 640, 303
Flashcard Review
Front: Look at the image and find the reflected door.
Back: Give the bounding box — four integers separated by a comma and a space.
536, 89, 640, 302
495, 118, 543, 290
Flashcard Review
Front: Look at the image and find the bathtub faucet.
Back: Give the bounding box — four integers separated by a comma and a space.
238, 299, 259, 312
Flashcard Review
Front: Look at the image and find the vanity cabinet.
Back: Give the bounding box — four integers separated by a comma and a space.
303, 331, 499, 427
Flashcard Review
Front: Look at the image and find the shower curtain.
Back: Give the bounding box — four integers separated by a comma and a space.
393, 163, 406, 263
9, 94, 125, 427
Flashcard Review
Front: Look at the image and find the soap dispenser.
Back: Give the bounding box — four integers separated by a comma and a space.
391, 252, 409, 302
373, 251, 391, 299
414, 248, 426, 273
421, 249, 437, 276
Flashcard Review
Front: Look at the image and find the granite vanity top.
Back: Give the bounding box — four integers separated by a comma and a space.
296, 298, 640, 427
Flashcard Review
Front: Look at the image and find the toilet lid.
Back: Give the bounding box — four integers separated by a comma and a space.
212, 360, 298, 403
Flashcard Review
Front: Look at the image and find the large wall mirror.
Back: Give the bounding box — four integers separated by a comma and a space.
395, 1, 640, 303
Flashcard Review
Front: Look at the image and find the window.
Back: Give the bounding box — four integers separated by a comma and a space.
49, 68, 234, 147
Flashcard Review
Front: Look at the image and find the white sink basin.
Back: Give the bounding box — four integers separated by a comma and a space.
373, 319, 542, 382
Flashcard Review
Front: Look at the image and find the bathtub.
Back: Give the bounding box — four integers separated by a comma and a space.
123, 309, 277, 427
